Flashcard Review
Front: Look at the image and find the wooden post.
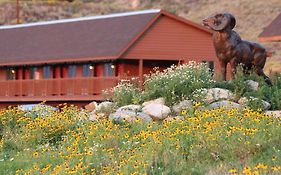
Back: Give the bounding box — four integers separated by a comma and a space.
138, 59, 143, 88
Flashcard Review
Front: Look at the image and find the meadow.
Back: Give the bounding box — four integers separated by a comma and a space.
0, 62, 281, 175
0, 104, 280, 174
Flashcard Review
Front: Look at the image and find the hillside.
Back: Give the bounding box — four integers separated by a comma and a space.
0, 0, 281, 73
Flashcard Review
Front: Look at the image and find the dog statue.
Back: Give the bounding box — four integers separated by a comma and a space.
203, 13, 272, 86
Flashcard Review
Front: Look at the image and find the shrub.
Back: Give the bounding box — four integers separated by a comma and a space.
143, 61, 214, 105
105, 79, 143, 107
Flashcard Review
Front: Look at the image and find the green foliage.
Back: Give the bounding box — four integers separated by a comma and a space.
0, 106, 281, 174
105, 80, 143, 107
143, 62, 214, 106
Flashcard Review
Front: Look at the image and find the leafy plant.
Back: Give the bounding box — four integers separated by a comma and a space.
143, 61, 214, 106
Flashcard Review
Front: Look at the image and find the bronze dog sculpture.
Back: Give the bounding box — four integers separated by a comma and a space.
203, 13, 272, 86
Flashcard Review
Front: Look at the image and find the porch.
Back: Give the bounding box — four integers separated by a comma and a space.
0, 77, 122, 102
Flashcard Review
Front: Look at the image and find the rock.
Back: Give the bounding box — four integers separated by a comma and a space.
238, 97, 271, 110
208, 100, 241, 110
205, 88, 235, 103
265, 111, 281, 118
142, 97, 165, 106
135, 112, 153, 122
89, 112, 105, 121
163, 116, 184, 122
95, 101, 115, 113
117, 104, 141, 112
109, 110, 137, 122
89, 113, 99, 121
245, 80, 259, 91
172, 100, 193, 113
142, 103, 171, 120
85, 101, 98, 112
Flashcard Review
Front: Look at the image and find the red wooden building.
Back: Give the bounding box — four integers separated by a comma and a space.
0, 9, 218, 107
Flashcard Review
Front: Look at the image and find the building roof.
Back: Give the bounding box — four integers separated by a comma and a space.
259, 13, 281, 42
0, 9, 211, 66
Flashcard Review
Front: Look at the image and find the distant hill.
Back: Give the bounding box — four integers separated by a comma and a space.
0, 0, 281, 73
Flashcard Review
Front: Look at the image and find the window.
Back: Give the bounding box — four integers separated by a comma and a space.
29, 67, 38, 79
82, 64, 94, 77
104, 63, 115, 76
6, 68, 16, 80
68, 65, 76, 78
202, 60, 214, 75
43, 66, 51, 79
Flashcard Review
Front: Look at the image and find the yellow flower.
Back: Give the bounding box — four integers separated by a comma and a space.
33, 152, 39, 157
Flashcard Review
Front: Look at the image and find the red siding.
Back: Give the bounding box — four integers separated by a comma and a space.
123, 15, 220, 73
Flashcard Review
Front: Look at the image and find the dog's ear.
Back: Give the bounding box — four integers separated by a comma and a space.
227, 13, 236, 29
211, 13, 236, 31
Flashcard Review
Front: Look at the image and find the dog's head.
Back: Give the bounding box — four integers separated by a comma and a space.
203, 13, 236, 31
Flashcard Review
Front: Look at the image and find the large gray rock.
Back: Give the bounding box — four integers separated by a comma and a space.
208, 100, 241, 110
117, 104, 141, 112
89, 112, 105, 121
238, 97, 271, 110
135, 112, 153, 122
109, 110, 152, 123
172, 100, 193, 113
142, 97, 165, 106
109, 110, 137, 122
245, 80, 259, 91
142, 103, 171, 120
205, 88, 235, 103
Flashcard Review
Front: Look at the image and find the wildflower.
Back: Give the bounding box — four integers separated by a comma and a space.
33, 152, 39, 157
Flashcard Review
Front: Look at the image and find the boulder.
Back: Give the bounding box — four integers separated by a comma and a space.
172, 100, 193, 113
163, 116, 184, 122
142, 97, 165, 106
109, 110, 152, 123
265, 111, 281, 118
142, 103, 171, 120
89, 113, 99, 121
109, 110, 137, 122
238, 97, 271, 110
85, 101, 98, 112
245, 80, 259, 91
205, 88, 235, 103
89, 112, 105, 121
117, 104, 141, 112
208, 100, 241, 110
135, 112, 153, 122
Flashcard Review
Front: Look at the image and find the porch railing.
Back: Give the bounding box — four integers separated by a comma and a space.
0, 77, 120, 100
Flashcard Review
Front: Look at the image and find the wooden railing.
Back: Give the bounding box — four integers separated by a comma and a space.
0, 77, 121, 101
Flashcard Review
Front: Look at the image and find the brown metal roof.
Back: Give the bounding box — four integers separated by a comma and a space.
259, 13, 281, 42
0, 10, 159, 65
0, 9, 212, 66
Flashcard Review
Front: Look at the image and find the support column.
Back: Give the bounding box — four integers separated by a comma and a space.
17, 67, 23, 80
55, 65, 61, 78
138, 59, 143, 88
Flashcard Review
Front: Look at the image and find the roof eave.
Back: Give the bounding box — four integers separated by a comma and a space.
258, 35, 281, 42
0, 56, 119, 67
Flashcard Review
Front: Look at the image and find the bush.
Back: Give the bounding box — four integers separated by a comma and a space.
143, 61, 214, 105
105, 79, 143, 107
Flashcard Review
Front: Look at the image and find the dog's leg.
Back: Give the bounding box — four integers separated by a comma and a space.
253, 52, 272, 86
230, 59, 237, 79
220, 61, 227, 81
